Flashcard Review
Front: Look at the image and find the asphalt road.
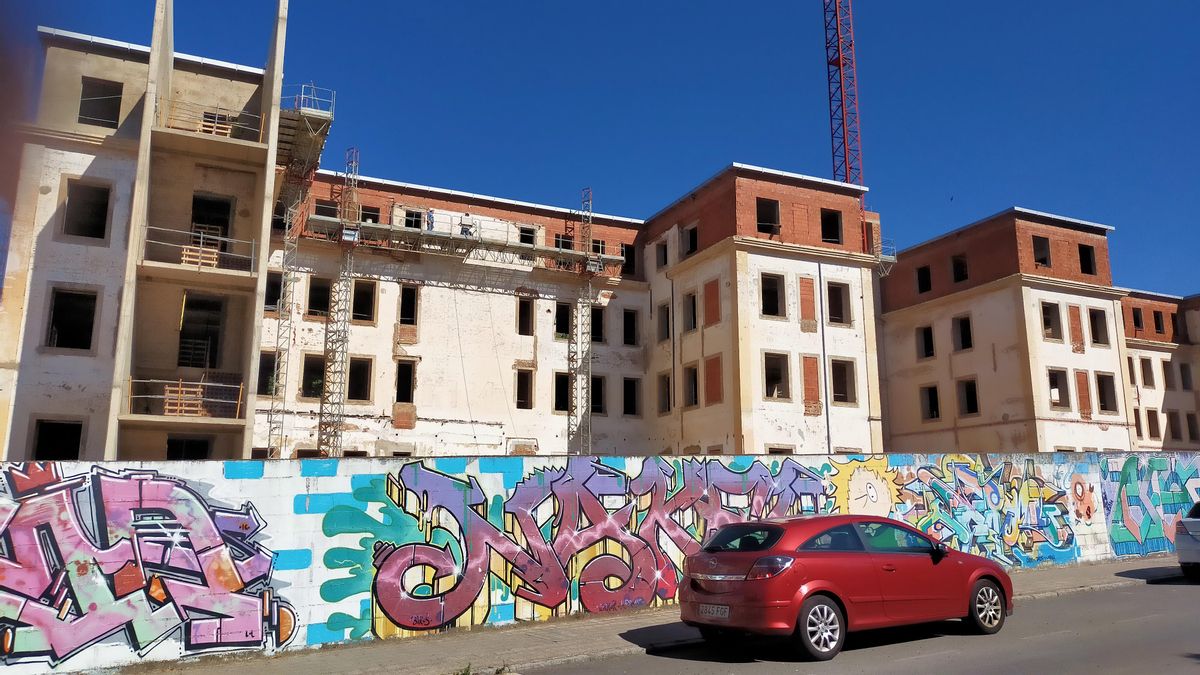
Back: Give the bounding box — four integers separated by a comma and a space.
529, 578, 1200, 675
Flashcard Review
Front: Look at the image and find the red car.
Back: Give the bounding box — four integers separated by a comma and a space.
680, 515, 1013, 660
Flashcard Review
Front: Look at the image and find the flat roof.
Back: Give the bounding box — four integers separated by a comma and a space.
645, 162, 868, 224
1117, 287, 1185, 301
37, 26, 265, 77
316, 169, 645, 225
899, 206, 1115, 255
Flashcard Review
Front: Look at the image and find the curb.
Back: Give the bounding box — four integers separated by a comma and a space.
484, 574, 1183, 674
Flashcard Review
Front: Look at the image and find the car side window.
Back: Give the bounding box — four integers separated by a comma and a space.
800, 524, 866, 552
855, 521, 933, 554
1188, 502, 1200, 519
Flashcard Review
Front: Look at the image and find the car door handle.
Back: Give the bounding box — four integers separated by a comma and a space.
881, 564, 896, 572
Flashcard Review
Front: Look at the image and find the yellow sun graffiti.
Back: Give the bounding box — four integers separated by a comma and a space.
825, 456, 902, 517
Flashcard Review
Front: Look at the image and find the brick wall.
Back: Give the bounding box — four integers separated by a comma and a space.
1122, 295, 1185, 344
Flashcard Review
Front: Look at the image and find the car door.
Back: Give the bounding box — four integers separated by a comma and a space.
854, 520, 957, 623
796, 523, 886, 629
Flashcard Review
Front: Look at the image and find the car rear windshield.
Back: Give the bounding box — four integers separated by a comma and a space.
1189, 502, 1200, 519
702, 524, 783, 553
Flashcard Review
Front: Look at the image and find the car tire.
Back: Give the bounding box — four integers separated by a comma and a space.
794, 595, 845, 661
1183, 564, 1200, 582
966, 579, 1005, 635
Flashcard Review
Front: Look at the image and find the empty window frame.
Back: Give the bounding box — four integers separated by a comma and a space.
1078, 244, 1097, 275
360, 205, 381, 223
1182, 363, 1194, 391
623, 309, 639, 346
1132, 307, 1144, 330
767, 446, 794, 455
265, 272, 282, 313
553, 372, 571, 412
555, 302, 572, 339
820, 209, 843, 244
623, 377, 641, 416
763, 353, 790, 400
515, 369, 533, 409
827, 282, 850, 325
404, 209, 424, 229
656, 241, 668, 268
757, 198, 781, 234
395, 360, 416, 403
45, 288, 97, 350
1088, 308, 1109, 345
301, 355, 325, 398
620, 243, 636, 276
554, 234, 574, 251
1048, 369, 1070, 409
1187, 413, 1199, 442
347, 358, 372, 402
681, 224, 698, 257
916, 266, 932, 294
657, 372, 672, 414
916, 325, 935, 359
592, 376, 607, 415
683, 364, 699, 407
352, 280, 376, 322
166, 437, 210, 460
314, 199, 339, 218
957, 379, 980, 416
591, 239, 606, 255
1134, 408, 1143, 438
831, 359, 856, 404
517, 298, 534, 336
33, 419, 83, 460
63, 181, 110, 239
1033, 235, 1052, 266
1096, 373, 1118, 413
951, 254, 969, 283
920, 385, 940, 421
78, 77, 122, 128
1042, 302, 1063, 340
761, 273, 784, 317
682, 292, 698, 332
306, 278, 331, 318
1147, 410, 1161, 440
1140, 357, 1156, 388
1167, 411, 1183, 441
257, 352, 277, 396
1153, 310, 1165, 334
1164, 361, 1177, 390
591, 306, 605, 343
1128, 356, 1137, 386
399, 285, 419, 325
953, 315, 974, 351
657, 302, 671, 342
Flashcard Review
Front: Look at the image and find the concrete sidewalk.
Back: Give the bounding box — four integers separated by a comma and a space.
147, 555, 1181, 675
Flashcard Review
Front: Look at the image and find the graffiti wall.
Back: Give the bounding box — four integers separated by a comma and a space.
0, 452, 1191, 671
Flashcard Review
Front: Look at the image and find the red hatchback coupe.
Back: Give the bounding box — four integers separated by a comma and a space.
680, 515, 1013, 660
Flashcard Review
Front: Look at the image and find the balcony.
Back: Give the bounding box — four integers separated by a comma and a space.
139, 226, 257, 289
122, 376, 246, 430
153, 98, 268, 163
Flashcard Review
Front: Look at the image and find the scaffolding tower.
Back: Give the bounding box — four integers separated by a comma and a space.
567, 188, 599, 455
267, 85, 334, 457
317, 148, 361, 457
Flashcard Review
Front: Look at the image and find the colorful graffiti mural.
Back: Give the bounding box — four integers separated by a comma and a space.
0, 463, 294, 670
1101, 454, 1200, 556
315, 453, 1098, 638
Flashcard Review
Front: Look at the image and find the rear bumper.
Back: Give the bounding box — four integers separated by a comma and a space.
679, 594, 797, 636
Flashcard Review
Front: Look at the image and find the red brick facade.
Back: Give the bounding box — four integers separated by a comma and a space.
1122, 295, 1187, 344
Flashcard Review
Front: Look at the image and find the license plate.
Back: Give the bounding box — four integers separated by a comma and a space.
698, 604, 730, 619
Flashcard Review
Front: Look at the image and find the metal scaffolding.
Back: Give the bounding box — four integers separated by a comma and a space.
317, 148, 361, 457
267, 84, 334, 456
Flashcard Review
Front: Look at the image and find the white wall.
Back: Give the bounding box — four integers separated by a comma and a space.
1126, 342, 1200, 451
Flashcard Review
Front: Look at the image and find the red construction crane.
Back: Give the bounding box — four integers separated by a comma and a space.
824, 0, 863, 187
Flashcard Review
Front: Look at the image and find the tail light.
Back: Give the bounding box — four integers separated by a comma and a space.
745, 555, 794, 580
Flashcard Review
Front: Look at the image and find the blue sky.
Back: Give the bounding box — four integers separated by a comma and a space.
9, 1, 1199, 294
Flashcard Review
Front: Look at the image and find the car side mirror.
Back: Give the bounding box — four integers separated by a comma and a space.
932, 542, 949, 561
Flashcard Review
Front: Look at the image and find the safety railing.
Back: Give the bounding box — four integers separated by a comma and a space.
280, 84, 335, 117
143, 226, 256, 273
127, 378, 245, 419
160, 97, 264, 142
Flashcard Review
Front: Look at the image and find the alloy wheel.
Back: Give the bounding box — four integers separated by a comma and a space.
806, 603, 841, 652
975, 585, 1002, 628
